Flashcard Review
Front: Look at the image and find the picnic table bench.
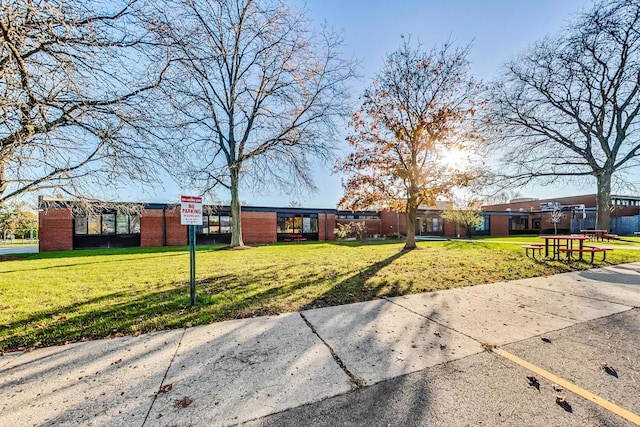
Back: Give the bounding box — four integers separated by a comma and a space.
602, 233, 618, 241
556, 245, 612, 263
522, 243, 545, 258
581, 229, 608, 241
283, 234, 307, 243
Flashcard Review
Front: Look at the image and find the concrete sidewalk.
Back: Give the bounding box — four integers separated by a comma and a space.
1, 263, 639, 426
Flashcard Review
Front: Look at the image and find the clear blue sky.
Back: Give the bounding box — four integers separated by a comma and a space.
148, 0, 596, 207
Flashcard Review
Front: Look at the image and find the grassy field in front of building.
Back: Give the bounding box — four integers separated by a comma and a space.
2, 237, 640, 352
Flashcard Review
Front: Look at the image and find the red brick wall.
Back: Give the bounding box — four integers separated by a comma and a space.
165, 209, 187, 246
140, 209, 164, 247
39, 207, 73, 252
613, 206, 640, 217
140, 208, 187, 247
334, 219, 383, 238
381, 211, 406, 236
489, 215, 510, 236
318, 213, 335, 241
242, 211, 277, 243
484, 195, 597, 212
443, 220, 457, 237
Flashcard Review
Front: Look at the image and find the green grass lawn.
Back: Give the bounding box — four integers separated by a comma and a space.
2, 238, 640, 352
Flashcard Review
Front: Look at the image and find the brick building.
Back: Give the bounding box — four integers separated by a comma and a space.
38, 198, 452, 252
37, 194, 640, 252
481, 194, 640, 235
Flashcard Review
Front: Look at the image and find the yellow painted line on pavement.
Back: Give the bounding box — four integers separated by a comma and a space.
492, 347, 640, 426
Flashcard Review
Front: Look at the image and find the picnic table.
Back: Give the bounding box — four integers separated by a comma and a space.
533, 235, 611, 262
580, 229, 608, 241
539, 235, 590, 260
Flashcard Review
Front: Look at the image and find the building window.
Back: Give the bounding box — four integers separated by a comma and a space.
116, 214, 129, 234
336, 213, 379, 220
419, 215, 443, 233
88, 216, 101, 235
102, 214, 116, 234
474, 215, 490, 232
511, 217, 528, 231
199, 213, 232, 234
74, 213, 140, 236
75, 217, 88, 235
277, 213, 318, 233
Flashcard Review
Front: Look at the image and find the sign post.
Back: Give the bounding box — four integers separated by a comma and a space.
180, 195, 203, 306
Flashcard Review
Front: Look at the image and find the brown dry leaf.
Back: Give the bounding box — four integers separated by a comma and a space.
134, 331, 141, 337
58, 316, 67, 321
174, 396, 193, 408
184, 322, 193, 328
111, 358, 123, 365
159, 383, 173, 393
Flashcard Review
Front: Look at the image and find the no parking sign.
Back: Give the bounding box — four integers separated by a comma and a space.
180, 195, 203, 225
181, 195, 202, 306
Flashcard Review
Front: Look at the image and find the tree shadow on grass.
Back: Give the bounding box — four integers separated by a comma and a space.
444, 240, 490, 249
300, 249, 410, 310
1, 259, 368, 352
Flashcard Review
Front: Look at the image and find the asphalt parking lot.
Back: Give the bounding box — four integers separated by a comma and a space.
245, 309, 640, 426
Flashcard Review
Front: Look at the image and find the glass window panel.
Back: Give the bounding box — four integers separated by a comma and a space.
116, 214, 129, 234
200, 216, 209, 234
130, 215, 140, 233
88, 216, 101, 235
302, 217, 311, 233
293, 216, 302, 233
102, 214, 116, 234
277, 214, 293, 233
220, 215, 232, 233
209, 215, 220, 233
74, 217, 88, 235
309, 217, 318, 233
284, 217, 294, 233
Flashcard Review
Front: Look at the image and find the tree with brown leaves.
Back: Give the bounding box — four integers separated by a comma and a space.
337, 40, 485, 250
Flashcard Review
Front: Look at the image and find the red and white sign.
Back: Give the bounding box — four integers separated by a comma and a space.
180, 195, 203, 225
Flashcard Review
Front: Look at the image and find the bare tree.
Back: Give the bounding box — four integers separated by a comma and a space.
337, 40, 485, 250
0, 0, 168, 207
151, 0, 355, 247
489, 0, 640, 230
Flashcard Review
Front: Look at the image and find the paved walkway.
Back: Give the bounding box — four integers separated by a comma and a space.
0, 245, 38, 255
1, 263, 639, 426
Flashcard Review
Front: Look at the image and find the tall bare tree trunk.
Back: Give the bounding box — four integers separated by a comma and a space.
230, 167, 244, 247
595, 172, 612, 231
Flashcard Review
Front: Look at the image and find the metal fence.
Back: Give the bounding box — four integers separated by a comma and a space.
571, 216, 640, 235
